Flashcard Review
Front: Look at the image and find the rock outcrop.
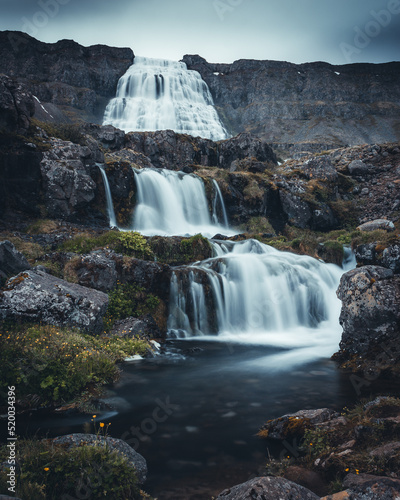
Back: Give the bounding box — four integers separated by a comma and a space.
0, 31, 133, 123
0, 269, 109, 333
183, 54, 400, 155
0, 74, 35, 133
216, 476, 319, 499
335, 266, 400, 370
125, 130, 277, 170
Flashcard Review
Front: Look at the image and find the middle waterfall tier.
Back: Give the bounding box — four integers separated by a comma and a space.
99, 167, 234, 237
103, 56, 228, 141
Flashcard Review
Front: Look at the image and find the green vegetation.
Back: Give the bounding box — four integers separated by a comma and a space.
0, 437, 145, 500
58, 230, 154, 260
31, 119, 86, 146
103, 283, 160, 330
0, 323, 150, 408
26, 219, 59, 235
148, 233, 213, 265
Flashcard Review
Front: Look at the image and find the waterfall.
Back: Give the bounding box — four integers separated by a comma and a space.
212, 180, 229, 227
102, 56, 227, 141
132, 168, 233, 237
168, 239, 344, 358
97, 164, 117, 228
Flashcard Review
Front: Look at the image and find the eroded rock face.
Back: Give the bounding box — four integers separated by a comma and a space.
216, 476, 319, 500
336, 266, 400, 356
125, 130, 277, 171
183, 54, 400, 153
0, 269, 108, 333
40, 137, 101, 220
0, 31, 133, 122
52, 434, 147, 484
0, 74, 35, 133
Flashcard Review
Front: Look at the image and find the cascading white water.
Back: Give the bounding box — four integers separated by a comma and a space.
97, 164, 117, 228
168, 239, 344, 362
132, 168, 233, 237
103, 56, 227, 141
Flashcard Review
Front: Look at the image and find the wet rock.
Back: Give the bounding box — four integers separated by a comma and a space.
0, 240, 31, 283
357, 219, 395, 232
52, 433, 147, 484
216, 476, 319, 499
0, 269, 108, 333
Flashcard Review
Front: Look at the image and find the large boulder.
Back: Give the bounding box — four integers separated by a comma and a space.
0, 240, 31, 284
0, 269, 108, 333
216, 476, 319, 499
336, 266, 400, 357
52, 433, 147, 484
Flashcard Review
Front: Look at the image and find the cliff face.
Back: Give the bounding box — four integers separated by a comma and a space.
0, 31, 133, 123
182, 55, 400, 156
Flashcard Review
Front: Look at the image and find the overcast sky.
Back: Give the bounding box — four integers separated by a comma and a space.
1, 0, 399, 65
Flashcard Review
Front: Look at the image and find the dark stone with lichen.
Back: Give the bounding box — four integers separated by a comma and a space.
216, 476, 319, 500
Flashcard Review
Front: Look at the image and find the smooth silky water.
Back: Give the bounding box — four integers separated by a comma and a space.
20, 60, 389, 498
103, 56, 227, 140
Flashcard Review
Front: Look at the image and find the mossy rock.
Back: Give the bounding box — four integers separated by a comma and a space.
148, 234, 212, 265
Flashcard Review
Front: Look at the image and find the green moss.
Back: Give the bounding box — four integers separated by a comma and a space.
0, 438, 142, 500
241, 216, 275, 234
103, 283, 160, 331
31, 119, 86, 146
116, 232, 154, 259
148, 234, 213, 265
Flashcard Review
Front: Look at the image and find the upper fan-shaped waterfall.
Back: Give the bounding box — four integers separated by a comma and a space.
102, 56, 227, 140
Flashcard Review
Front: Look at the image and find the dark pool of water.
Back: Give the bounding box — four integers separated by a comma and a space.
17, 340, 400, 499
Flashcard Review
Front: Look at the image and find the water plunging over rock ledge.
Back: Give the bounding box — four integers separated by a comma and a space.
103, 56, 228, 140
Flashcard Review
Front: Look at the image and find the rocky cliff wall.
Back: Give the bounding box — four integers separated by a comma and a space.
182, 55, 400, 156
0, 31, 133, 123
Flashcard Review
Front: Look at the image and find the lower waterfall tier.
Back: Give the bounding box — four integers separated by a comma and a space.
168, 239, 344, 363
